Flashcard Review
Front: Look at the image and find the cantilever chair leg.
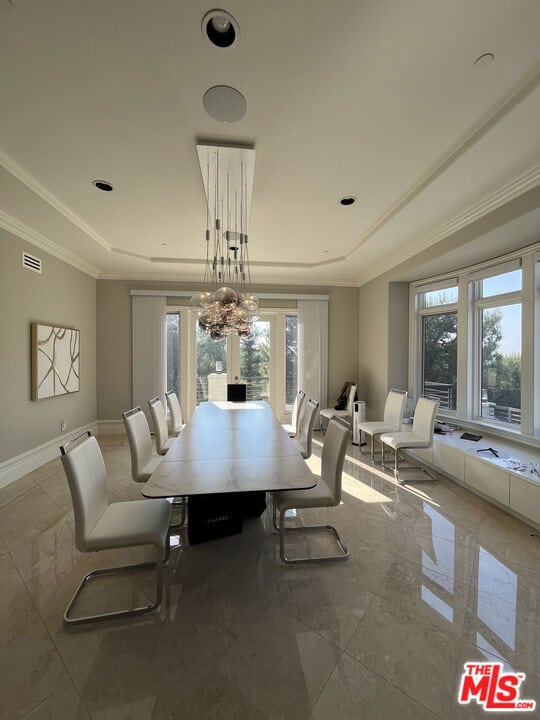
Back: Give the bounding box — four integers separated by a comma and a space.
381, 446, 438, 485
278, 508, 349, 564
64, 544, 168, 626
169, 497, 187, 529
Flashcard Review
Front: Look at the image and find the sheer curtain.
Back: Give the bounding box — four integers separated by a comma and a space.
132, 295, 166, 427
297, 299, 328, 427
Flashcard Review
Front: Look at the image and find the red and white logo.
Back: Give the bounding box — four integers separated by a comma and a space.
458, 662, 536, 712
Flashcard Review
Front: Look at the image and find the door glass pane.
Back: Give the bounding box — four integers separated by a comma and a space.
422, 312, 457, 411
240, 320, 270, 401
481, 305, 521, 424
482, 270, 522, 298
196, 323, 227, 404
285, 315, 299, 413
166, 312, 180, 398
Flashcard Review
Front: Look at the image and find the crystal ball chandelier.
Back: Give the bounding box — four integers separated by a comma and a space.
191, 144, 259, 340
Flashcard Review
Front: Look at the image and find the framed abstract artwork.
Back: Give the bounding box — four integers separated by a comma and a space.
31, 323, 80, 400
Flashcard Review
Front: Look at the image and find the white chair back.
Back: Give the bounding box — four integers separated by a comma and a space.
412, 397, 439, 441
60, 433, 107, 552
297, 398, 319, 458
123, 407, 154, 482
148, 397, 169, 455
346, 384, 357, 415
384, 390, 408, 429
165, 391, 183, 433
290, 390, 306, 435
321, 419, 349, 505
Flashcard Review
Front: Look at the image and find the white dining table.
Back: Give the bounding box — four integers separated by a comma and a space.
142, 400, 317, 498
142, 401, 317, 543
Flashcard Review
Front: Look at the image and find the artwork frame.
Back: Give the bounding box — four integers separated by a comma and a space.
31, 322, 80, 401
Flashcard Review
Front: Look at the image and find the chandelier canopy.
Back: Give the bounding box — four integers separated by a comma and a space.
191, 144, 258, 340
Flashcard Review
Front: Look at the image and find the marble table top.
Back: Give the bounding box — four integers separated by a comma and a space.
142, 401, 317, 498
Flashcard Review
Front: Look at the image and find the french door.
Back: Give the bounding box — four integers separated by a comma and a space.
167, 309, 297, 422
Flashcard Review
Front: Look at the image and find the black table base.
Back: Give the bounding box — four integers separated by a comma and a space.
187, 492, 267, 545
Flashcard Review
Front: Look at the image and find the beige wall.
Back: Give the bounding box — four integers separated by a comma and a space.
97, 280, 359, 421
0, 230, 96, 462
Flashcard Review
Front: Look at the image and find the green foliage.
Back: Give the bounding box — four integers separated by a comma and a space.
423, 312, 457, 383
240, 322, 270, 399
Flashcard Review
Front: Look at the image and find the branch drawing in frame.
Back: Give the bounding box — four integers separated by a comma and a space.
31, 323, 80, 400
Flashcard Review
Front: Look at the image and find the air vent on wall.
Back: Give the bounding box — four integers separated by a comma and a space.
22, 251, 42, 273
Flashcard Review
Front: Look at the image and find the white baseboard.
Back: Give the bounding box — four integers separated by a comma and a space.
0, 421, 99, 491
95, 420, 126, 435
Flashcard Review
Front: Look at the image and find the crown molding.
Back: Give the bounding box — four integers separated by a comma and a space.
345, 68, 540, 259
0, 148, 111, 251
0, 209, 100, 278
97, 270, 358, 287
398, 161, 540, 259
354, 160, 540, 286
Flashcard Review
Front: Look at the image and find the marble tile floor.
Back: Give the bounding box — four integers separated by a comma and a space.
0, 432, 539, 720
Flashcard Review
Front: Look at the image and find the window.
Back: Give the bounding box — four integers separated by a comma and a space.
166, 312, 180, 398
422, 312, 458, 411
410, 252, 537, 439
416, 284, 458, 411
285, 314, 298, 413
475, 269, 522, 426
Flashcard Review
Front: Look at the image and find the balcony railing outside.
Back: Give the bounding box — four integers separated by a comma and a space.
424, 381, 521, 424
423, 381, 456, 410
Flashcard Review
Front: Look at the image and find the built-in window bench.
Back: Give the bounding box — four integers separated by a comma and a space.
406, 432, 540, 530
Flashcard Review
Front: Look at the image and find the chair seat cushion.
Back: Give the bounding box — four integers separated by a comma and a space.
137, 456, 161, 483
273, 480, 333, 512
320, 408, 351, 420
357, 421, 399, 437
380, 431, 430, 450
87, 499, 172, 550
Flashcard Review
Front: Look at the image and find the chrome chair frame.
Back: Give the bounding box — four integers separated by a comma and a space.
271, 504, 349, 564
61, 430, 171, 626
272, 418, 350, 564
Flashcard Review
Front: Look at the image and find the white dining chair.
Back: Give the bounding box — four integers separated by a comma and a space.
165, 390, 185, 436
357, 389, 408, 462
282, 390, 306, 437
123, 406, 161, 483
294, 397, 319, 459
320, 384, 357, 428
60, 430, 171, 625
380, 397, 439, 483
272, 418, 350, 564
148, 397, 174, 455
124, 406, 186, 525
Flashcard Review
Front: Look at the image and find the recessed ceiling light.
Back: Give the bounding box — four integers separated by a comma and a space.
322, 250, 330, 254
203, 85, 246, 122
473, 52, 494, 68
202, 9, 239, 49
340, 196, 356, 206
92, 180, 113, 192
162, 242, 168, 246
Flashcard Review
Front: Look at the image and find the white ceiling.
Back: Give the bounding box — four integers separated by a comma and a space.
1, 0, 540, 286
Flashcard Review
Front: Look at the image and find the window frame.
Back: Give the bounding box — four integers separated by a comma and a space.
413, 281, 459, 416
409, 244, 540, 445
471, 277, 523, 428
